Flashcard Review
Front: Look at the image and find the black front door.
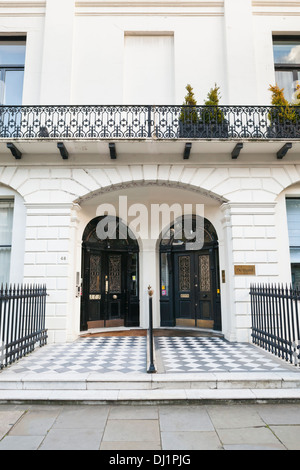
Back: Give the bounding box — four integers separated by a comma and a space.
81, 249, 139, 329
174, 250, 215, 328
85, 251, 125, 328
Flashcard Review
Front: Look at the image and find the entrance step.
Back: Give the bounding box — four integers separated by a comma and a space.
1, 372, 300, 404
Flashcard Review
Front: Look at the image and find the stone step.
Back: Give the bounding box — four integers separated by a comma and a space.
1, 371, 300, 403
1, 387, 300, 404
0, 371, 300, 390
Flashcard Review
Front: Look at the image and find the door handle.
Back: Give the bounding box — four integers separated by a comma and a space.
195, 284, 198, 287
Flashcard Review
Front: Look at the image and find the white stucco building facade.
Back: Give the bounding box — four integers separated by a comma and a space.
0, 0, 300, 344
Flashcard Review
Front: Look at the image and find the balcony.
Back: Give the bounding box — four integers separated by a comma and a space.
0, 105, 299, 160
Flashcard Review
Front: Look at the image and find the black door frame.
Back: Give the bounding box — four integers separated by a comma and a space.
159, 216, 221, 331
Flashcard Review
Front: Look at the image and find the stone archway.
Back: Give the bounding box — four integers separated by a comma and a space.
76, 178, 227, 332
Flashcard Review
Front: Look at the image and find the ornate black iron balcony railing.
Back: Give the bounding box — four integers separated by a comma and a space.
0, 104, 300, 139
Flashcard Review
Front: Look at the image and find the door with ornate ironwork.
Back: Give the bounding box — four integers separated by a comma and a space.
81, 249, 139, 330
81, 216, 140, 331
174, 250, 214, 328
83, 251, 126, 328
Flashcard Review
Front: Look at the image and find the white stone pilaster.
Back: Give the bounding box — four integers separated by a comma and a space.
221, 201, 278, 343
40, 0, 75, 104
24, 202, 79, 344
224, 0, 258, 104
139, 239, 159, 329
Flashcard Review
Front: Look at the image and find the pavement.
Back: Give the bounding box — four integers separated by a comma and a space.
0, 330, 300, 450
1, 402, 300, 450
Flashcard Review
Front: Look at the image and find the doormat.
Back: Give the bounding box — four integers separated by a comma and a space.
81, 328, 223, 338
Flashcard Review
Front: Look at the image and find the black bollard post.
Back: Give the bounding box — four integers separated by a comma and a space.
147, 285, 156, 373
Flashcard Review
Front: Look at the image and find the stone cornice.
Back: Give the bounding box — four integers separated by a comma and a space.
0, 1, 45, 7
252, 0, 300, 15
0, 1, 45, 16
75, 1, 224, 16
75, 0, 224, 16
76, 1, 224, 6
253, 1, 300, 6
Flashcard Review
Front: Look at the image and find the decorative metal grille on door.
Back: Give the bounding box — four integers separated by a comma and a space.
108, 255, 122, 293
90, 254, 101, 293
199, 254, 210, 291
179, 255, 191, 291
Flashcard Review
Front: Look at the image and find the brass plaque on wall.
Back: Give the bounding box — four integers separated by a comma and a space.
234, 265, 256, 275
180, 293, 190, 298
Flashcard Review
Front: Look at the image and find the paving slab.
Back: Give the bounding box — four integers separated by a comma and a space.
269, 425, 300, 450
100, 440, 161, 450
159, 405, 214, 432
0, 409, 25, 440
0, 435, 44, 450
52, 405, 109, 429
217, 426, 286, 449
9, 409, 59, 436
39, 428, 103, 450
257, 404, 300, 425
206, 404, 265, 429
102, 419, 160, 444
161, 431, 222, 450
108, 404, 158, 420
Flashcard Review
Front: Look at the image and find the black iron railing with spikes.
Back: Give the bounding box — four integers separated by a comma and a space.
0, 284, 47, 369
250, 284, 300, 366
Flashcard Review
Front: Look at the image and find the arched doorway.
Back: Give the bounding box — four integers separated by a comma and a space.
159, 216, 221, 331
80, 216, 140, 330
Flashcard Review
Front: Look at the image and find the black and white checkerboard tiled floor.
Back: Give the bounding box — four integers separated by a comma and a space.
5, 337, 147, 375
2, 335, 293, 375
155, 336, 290, 373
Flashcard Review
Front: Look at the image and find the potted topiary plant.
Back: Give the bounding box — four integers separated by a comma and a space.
178, 84, 201, 137
268, 84, 300, 138
200, 84, 228, 137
